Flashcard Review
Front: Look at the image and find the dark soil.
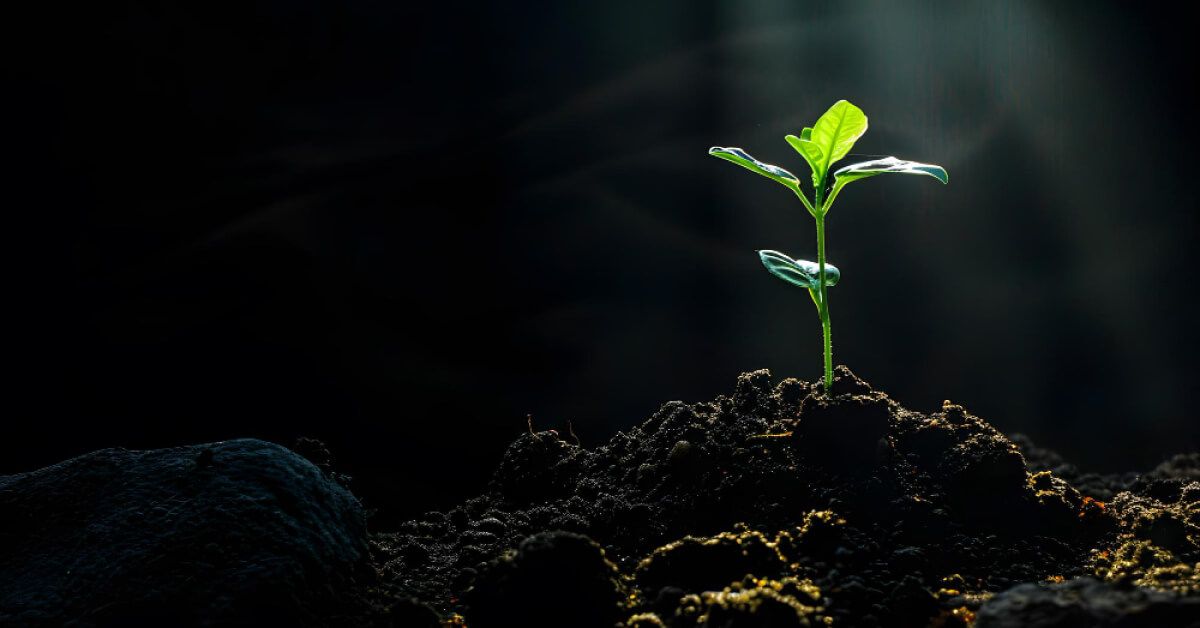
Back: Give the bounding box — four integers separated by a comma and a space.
5, 367, 1199, 626
371, 367, 1200, 627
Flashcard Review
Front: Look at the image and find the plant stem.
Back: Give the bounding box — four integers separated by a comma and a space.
815, 214, 833, 392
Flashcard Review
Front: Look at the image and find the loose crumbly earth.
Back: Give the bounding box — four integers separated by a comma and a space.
369, 367, 1200, 627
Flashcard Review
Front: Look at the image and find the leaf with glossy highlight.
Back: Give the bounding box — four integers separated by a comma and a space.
759, 249, 840, 291
708, 146, 801, 191
834, 156, 948, 184
824, 156, 948, 211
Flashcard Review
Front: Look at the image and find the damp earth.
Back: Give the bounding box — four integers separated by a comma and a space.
3, 367, 1199, 627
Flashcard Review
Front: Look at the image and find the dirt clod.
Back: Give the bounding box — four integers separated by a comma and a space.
463, 531, 625, 628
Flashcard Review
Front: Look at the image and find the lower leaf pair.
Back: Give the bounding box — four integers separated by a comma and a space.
758, 250, 840, 306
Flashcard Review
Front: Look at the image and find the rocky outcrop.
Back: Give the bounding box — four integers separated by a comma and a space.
0, 439, 370, 626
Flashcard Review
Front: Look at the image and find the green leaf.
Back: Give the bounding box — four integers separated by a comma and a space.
809, 100, 869, 181
833, 156, 948, 184
784, 128, 824, 184
708, 146, 800, 191
758, 249, 840, 291
824, 156, 948, 211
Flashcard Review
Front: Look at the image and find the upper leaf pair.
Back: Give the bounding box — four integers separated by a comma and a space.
708, 100, 947, 215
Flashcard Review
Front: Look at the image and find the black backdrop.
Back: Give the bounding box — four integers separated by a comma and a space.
6, 1, 1198, 524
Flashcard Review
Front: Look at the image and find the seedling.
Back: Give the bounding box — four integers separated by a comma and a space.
710, 100, 947, 392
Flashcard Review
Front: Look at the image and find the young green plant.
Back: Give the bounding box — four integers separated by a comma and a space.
710, 100, 948, 392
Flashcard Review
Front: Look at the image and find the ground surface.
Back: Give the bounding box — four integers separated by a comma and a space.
373, 367, 1200, 627
3, 368, 1199, 627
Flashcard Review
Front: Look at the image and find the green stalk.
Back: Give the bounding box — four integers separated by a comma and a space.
814, 183, 833, 392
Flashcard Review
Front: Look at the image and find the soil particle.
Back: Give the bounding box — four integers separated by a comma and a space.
367, 366, 1200, 626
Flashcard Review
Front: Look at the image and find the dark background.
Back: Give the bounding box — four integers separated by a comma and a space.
6, 1, 1197, 524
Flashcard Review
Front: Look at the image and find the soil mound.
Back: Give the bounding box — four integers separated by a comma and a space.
374, 367, 1200, 627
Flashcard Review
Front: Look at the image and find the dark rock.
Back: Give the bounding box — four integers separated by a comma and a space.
976, 577, 1200, 627
0, 438, 370, 626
